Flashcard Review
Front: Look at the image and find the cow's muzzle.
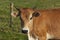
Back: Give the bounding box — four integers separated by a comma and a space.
22, 30, 28, 34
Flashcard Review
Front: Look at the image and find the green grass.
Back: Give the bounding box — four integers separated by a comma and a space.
0, 0, 60, 40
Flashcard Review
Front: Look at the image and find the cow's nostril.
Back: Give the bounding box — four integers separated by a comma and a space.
22, 30, 28, 34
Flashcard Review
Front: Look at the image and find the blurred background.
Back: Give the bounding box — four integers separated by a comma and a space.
0, 0, 60, 40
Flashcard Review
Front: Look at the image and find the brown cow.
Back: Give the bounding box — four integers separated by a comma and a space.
11, 7, 60, 40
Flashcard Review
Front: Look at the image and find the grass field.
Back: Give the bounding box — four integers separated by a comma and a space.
0, 0, 60, 40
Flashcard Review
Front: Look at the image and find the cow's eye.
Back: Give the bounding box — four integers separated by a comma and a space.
30, 17, 32, 20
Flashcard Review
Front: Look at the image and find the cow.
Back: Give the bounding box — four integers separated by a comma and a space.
11, 7, 60, 40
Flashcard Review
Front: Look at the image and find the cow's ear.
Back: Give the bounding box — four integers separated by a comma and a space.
30, 12, 40, 20
32, 12, 40, 17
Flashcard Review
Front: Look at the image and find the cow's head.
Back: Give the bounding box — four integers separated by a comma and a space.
11, 7, 40, 34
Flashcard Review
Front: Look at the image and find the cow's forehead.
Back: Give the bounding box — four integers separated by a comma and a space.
20, 8, 34, 16
20, 8, 34, 12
